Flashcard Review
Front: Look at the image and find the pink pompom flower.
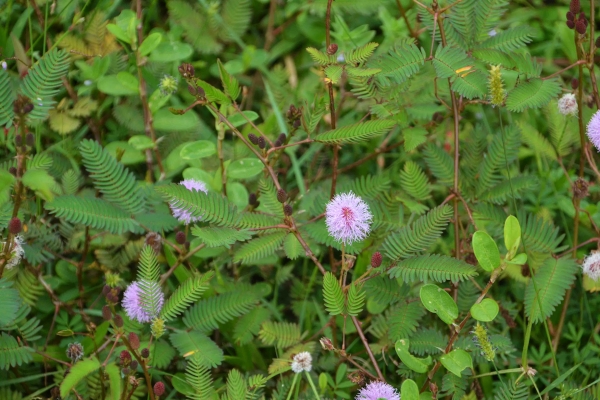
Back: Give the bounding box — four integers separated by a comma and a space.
586, 110, 600, 152
122, 280, 164, 323
582, 252, 600, 281
169, 179, 208, 225
325, 191, 372, 244
356, 381, 400, 400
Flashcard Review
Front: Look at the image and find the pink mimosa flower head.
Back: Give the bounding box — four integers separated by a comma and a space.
122, 280, 164, 323
325, 191, 372, 244
582, 252, 600, 281
291, 351, 312, 373
586, 110, 600, 152
356, 381, 400, 400
169, 179, 208, 225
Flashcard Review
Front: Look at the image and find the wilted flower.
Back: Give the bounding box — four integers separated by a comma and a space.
586, 110, 600, 151
159, 75, 178, 95
582, 252, 600, 281
1, 235, 24, 270
169, 179, 208, 225
122, 280, 164, 323
356, 381, 400, 400
325, 191, 372, 244
558, 93, 578, 116
488, 65, 505, 107
472, 323, 496, 361
66, 342, 84, 362
151, 317, 165, 338
291, 351, 312, 373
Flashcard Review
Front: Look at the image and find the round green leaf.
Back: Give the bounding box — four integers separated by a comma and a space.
506, 253, 527, 265
419, 284, 458, 325
105, 141, 145, 165
470, 298, 499, 322
183, 168, 213, 186
401, 379, 419, 400
394, 339, 432, 374
472, 231, 501, 272
440, 349, 472, 377
154, 108, 200, 131
148, 41, 193, 62
226, 182, 249, 209
128, 135, 154, 150
97, 74, 139, 96
139, 32, 163, 56
180, 141, 216, 160
504, 215, 521, 258
227, 158, 263, 180
227, 111, 259, 128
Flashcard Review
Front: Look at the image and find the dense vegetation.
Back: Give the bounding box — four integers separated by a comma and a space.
1, 0, 600, 398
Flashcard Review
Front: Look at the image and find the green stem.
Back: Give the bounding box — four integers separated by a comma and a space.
286, 373, 299, 400
304, 371, 321, 400
521, 319, 532, 370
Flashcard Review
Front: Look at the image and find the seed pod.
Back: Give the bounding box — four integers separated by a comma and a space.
248, 133, 259, 145
23, 103, 33, 114
320, 337, 334, 351
66, 342, 84, 362
102, 305, 112, 321
576, 19, 586, 34
141, 348, 150, 358
283, 204, 293, 216
293, 119, 301, 129
114, 314, 124, 328
571, 78, 579, 89
26, 133, 34, 146
277, 189, 287, 203
249, 193, 258, 206
371, 252, 382, 268
327, 43, 338, 55
145, 232, 162, 254
154, 382, 166, 396
175, 231, 186, 245
257, 136, 266, 149
129, 332, 140, 350
573, 177, 589, 199
8, 217, 22, 234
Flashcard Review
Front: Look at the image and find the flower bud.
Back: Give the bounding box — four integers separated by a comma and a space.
151, 317, 165, 338
145, 232, 162, 254
371, 252, 382, 268
277, 189, 287, 203
66, 342, 84, 362
573, 177, 589, 199
120, 350, 132, 364
102, 285, 111, 296
130, 360, 138, 370
576, 19, 586, 34
178, 63, 195, 78
293, 119, 301, 129
129, 332, 140, 350
102, 305, 112, 321
175, 231, 186, 245
571, 78, 579, 89
249, 193, 258, 206
327, 43, 338, 55
154, 381, 166, 396
26, 133, 34, 146
122, 367, 130, 375
15, 134, 22, 146
570, 0, 580, 14
8, 167, 16, 176
248, 133, 259, 145
8, 217, 22, 234
187, 84, 197, 96
567, 19, 575, 29
274, 139, 282, 147
320, 337, 334, 350
23, 103, 33, 114
278, 133, 287, 143
257, 136, 266, 149
114, 314, 124, 328
141, 348, 150, 358
567, 11, 575, 21
284, 204, 293, 216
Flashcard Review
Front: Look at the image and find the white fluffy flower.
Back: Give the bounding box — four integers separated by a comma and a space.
2, 235, 24, 270
291, 351, 312, 373
582, 252, 600, 281
558, 93, 578, 116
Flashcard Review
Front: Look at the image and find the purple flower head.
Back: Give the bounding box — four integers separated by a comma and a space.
122, 280, 164, 323
170, 179, 208, 225
586, 110, 600, 152
325, 191, 372, 244
356, 381, 400, 400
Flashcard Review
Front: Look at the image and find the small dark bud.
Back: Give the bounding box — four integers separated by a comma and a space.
283, 204, 293, 216
102, 285, 111, 296
570, 0, 581, 14
278, 133, 287, 142
120, 350, 132, 364
130, 360, 138, 370
187, 84, 197, 96
15, 134, 22, 146
22, 103, 33, 114
573, 177, 589, 199
274, 139, 282, 147
248, 133, 259, 145
129, 332, 140, 350
114, 314, 124, 328
8, 167, 16, 176
257, 136, 266, 149
582, 17, 588, 27
579, 12, 586, 20
102, 305, 112, 321
567, 11, 575, 21
175, 231, 186, 245
576, 19, 586, 34
276, 189, 287, 203
571, 78, 579, 89
184, 240, 190, 249
432, 111, 444, 123
521, 264, 531, 277
596, 37, 600, 48
249, 193, 258, 206
145, 232, 162, 254
8, 217, 22, 234
293, 119, 301, 129
141, 348, 150, 358
106, 292, 119, 304
122, 367, 131, 375
154, 381, 166, 396
567, 19, 575, 29
66, 342, 84, 362
327, 43, 338, 55
371, 252, 382, 268
348, 370, 365, 386
26, 133, 34, 146
178, 63, 195, 78
196, 86, 205, 98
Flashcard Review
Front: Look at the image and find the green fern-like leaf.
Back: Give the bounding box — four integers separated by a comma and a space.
138, 279, 163, 319
433, 46, 471, 79
388, 301, 426, 341
236, 212, 281, 229
364, 276, 407, 308
519, 211, 566, 254
423, 143, 454, 184
0, 280, 21, 328
170, 330, 223, 368
323, 272, 345, 315
346, 283, 366, 316
382, 205, 454, 260
493, 379, 529, 400
185, 357, 214, 400
59, 357, 100, 397
256, 179, 285, 218
233, 307, 270, 345
258, 321, 302, 348
479, 26, 534, 52
409, 328, 447, 356
440, 372, 468, 399
476, 126, 521, 194
195, 79, 230, 104
482, 175, 538, 204
191, 226, 253, 248
19, 49, 70, 121
506, 78, 561, 112
137, 245, 160, 283
156, 184, 240, 227
315, 119, 396, 144
183, 283, 269, 331
324, 65, 344, 84
399, 161, 431, 199
233, 232, 287, 264
220, 0, 252, 42
388, 255, 478, 283
79, 139, 146, 214
217, 59, 240, 100
160, 272, 214, 322
371, 44, 426, 86
345, 42, 379, 64
306, 47, 337, 65
0, 69, 15, 126
45, 196, 138, 234
167, 0, 222, 54
524, 257, 577, 323
225, 369, 247, 400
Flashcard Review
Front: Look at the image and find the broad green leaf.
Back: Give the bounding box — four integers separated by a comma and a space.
22, 169, 56, 201
472, 231, 501, 272
154, 108, 200, 131
148, 41, 194, 62
138, 32, 163, 56
506, 253, 527, 265
172, 372, 195, 396
105, 363, 121, 400
470, 299, 499, 322
401, 379, 419, 400
60, 358, 101, 397
419, 284, 458, 325
180, 141, 217, 160
116, 72, 140, 94
226, 182, 249, 209
227, 111, 259, 128
440, 349, 472, 377
394, 339, 432, 373
148, 88, 171, 114
0, 280, 21, 327
128, 135, 154, 151
97, 75, 139, 96
227, 158, 263, 180
504, 215, 521, 258
217, 59, 240, 100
